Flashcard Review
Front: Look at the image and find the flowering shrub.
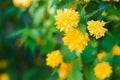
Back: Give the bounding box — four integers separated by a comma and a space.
0, 0, 120, 80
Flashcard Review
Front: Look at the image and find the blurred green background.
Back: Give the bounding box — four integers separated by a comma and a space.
0, 0, 120, 80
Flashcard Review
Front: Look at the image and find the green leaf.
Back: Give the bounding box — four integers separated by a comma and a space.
23, 68, 38, 80
57, 0, 74, 9
61, 45, 77, 63
81, 44, 97, 65
86, 7, 105, 19
21, 28, 30, 45
50, 0, 59, 8
33, 7, 45, 26
40, 36, 56, 55
68, 70, 83, 80
80, 8, 87, 23
83, 65, 98, 80
78, 23, 87, 34
29, 29, 39, 40
8, 29, 24, 38
68, 58, 83, 80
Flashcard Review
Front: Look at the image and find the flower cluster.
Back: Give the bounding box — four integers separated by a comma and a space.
87, 20, 107, 39
46, 50, 72, 79
55, 8, 90, 52
94, 62, 112, 80
46, 50, 63, 68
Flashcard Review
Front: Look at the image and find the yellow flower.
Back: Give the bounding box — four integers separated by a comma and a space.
55, 8, 79, 33
0, 73, 10, 80
22, 0, 31, 7
46, 50, 63, 68
84, 0, 90, 2
87, 20, 107, 39
58, 62, 73, 80
94, 62, 112, 80
97, 51, 107, 61
102, 10, 107, 16
62, 29, 89, 52
112, 45, 120, 56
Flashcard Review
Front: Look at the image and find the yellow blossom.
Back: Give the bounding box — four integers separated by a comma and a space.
84, 0, 90, 2
55, 8, 79, 33
46, 50, 63, 68
87, 20, 107, 39
62, 29, 89, 52
97, 51, 107, 60
94, 62, 112, 80
102, 10, 107, 16
112, 45, 120, 56
0, 73, 10, 80
58, 62, 73, 80
22, 0, 31, 7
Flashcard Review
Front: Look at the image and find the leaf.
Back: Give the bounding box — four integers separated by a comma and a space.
80, 8, 87, 23
113, 56, 120, 67
68, 70, 83, 80
40, 36, 56, 55
78, 23, 87, 35
81, 44, 97, 65
68, 58, 83, 80
83, 65, 98, 80
33, 7, 45, 26
61, 45, 77, 63
23, 68, 38, 80
21, 28, 30, 45
57, 0, 74, 9
29, 29, 39, 40
8, 29, 24, 38
86, 7, 105, 19
50, 0, 59, 8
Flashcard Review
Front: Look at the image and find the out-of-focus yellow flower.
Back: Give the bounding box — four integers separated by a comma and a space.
84, 0, 90, 2
112, 45, 120, 56
46, 50, 63, 68
97, 51, 107, 60
13, 0, 31, 8
55, 8, 79, 33
0, 73, 10, 80
94, 62, 112, 80
76, 0, 79, 2
22, 0, 31, 7
62, 29, 89, 52
58, 62, 73, 80
0, 60, 7, 69
102, 10, 107, 16
87, 20, 107, 39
